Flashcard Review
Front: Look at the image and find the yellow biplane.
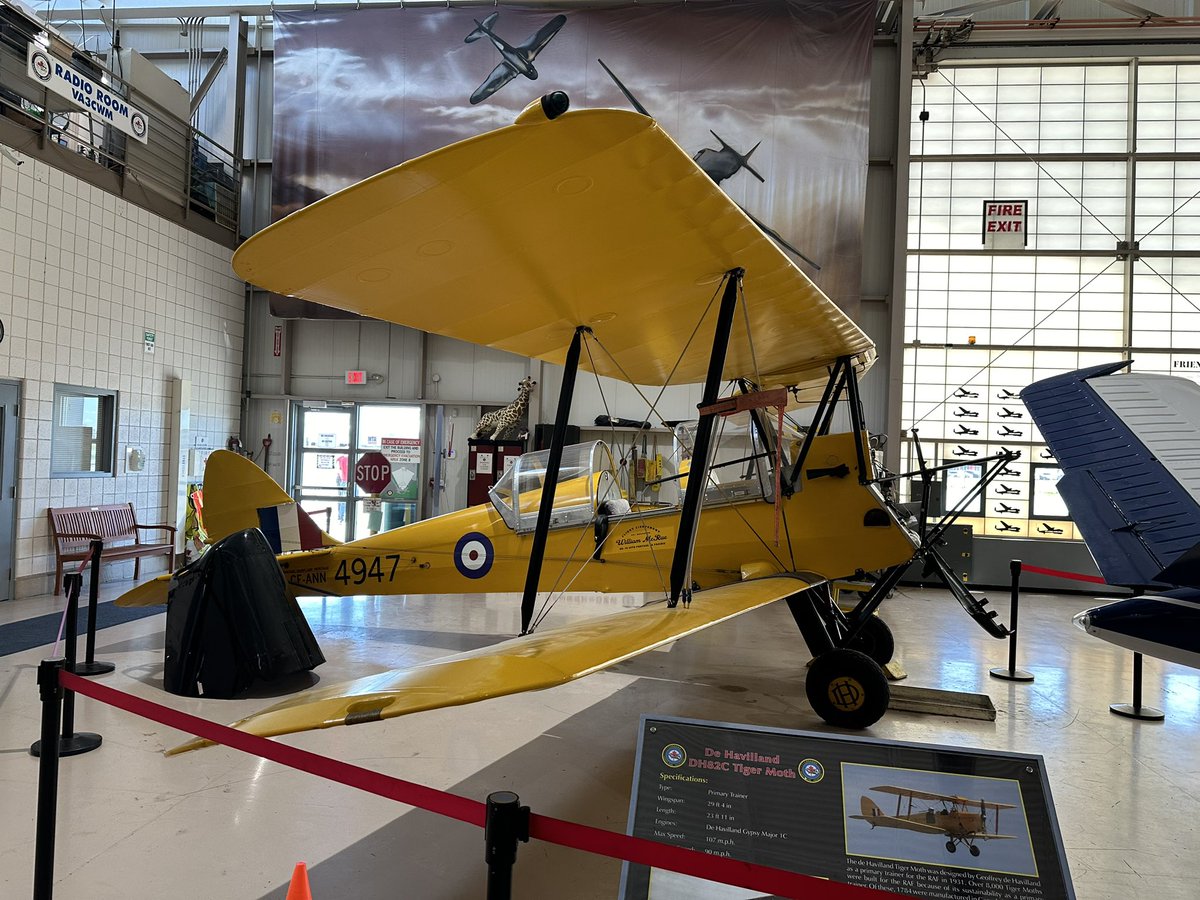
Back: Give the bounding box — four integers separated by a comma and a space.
120, 93, 1012, 753
851, 785, 1018, 857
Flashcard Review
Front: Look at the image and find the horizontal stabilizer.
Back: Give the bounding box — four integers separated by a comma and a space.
1022, 363, 1200, 589
464, 11, 498, 42
168, 575, 810, 753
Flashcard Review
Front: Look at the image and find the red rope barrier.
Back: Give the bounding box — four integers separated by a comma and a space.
60, 671, 914, 900
1018, 563, 1107, 585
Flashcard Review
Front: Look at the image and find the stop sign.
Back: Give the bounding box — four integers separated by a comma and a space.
354, 451, 393, 494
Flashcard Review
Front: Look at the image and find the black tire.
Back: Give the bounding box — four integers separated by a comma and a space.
805, 648, 890, 729
946, 841, 957, 853
969, 845, 981, 857
843, 615, 895, 666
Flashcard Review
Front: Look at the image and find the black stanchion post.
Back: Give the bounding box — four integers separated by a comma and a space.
990, 559, 1034, 682
31, 574, 102, 758
1111, 652, 1165, 720
484, 791, 530, 900
77, 539, 115, 677
32, 657, 65, 900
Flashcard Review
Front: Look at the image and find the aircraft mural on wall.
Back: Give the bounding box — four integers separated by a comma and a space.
464, 12, 567, 104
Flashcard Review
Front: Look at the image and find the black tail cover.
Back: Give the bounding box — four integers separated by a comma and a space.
164, 529, 324, 698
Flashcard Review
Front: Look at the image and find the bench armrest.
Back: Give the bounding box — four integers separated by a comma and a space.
53, 531, 103, 543
133, 524, 177, 536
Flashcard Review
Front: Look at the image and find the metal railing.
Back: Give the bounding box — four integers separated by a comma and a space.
0, 7, 239, 237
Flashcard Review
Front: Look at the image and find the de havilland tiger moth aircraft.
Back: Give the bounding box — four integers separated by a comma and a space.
119, 94, 1015, 753
851, 785, 1018, 857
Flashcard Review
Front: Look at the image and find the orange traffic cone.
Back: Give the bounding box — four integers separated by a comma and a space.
286, 862, 312, 900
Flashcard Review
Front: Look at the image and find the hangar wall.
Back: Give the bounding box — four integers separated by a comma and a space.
0, 151, 244, 596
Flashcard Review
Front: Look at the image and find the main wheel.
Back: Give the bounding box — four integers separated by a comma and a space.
946, 840, 957, 853
843, 615, 895, 666
805, 648, 890, 729
969, 844, 981, 857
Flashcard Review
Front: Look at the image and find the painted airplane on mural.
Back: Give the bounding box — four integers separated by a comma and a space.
119, 95, 1012, 752
464, 12, 567, 105
1023, 361, 1200, 669
851, 785, 1017, 857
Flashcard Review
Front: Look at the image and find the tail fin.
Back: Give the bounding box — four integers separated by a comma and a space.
860, 796, 883, 819
202, 450, 341, 551
465, 11, 499, 42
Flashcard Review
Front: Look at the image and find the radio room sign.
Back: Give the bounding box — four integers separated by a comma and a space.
982, 200, 1028, 249
27, 45, 150, 143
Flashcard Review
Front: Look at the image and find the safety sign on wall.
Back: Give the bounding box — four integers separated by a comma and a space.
982, 200, 1028, 250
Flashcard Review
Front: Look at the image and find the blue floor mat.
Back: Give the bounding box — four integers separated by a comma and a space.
0, 601, 165, 657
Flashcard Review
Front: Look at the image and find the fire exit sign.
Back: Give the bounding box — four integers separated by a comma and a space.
345, 370, 367, 385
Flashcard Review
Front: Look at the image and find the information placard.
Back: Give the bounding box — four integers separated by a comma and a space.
620, 716, 1073, 900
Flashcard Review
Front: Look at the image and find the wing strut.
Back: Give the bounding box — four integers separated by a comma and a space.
520, 326, 588, 634
669, 268, 744, 607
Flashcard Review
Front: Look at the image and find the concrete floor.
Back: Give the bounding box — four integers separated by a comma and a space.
1, 579, 1197, 899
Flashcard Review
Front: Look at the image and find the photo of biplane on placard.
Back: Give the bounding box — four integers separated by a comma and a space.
842, 763, 1038, 877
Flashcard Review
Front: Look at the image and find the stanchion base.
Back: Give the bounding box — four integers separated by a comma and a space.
989, 667, 1034, 682
1110, 703, 1165, 721
74, 660, 116, 676
30, 732, 103, 758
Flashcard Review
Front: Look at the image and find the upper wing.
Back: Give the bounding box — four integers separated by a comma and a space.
232, 108, 873, 398
1022, 362, 1200, 589
470, 62, 517, 105
168, 574, 810, 754
518, 14, 566, 57
870, 785, 1016, 809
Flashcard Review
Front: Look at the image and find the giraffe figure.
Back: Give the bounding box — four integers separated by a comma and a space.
473, 376, 536, 441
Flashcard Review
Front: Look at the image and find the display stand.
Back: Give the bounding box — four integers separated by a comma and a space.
75, 539, 115, 676
990, 559, 1034, 682
1110, 653, 1164, 721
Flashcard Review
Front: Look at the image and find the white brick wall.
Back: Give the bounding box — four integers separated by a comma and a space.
0, 149, 244, 595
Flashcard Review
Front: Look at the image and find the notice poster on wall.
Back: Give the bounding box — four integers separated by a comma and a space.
380, 437, 421, 502
620, 716, 1073, 900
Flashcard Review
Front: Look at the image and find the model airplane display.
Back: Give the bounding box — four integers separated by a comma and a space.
851, 785, 1017, 857
464, 12, 567, 105
1023, 362, 1200, 668
120, 98, 1015, 752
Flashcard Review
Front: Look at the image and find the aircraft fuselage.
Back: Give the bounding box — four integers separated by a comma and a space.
276, 432, 915, 600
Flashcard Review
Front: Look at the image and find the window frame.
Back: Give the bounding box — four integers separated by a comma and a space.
51, 384, 118, 478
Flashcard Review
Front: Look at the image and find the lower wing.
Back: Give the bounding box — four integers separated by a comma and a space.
168, 574, 810, 754
849, 816, 946, 836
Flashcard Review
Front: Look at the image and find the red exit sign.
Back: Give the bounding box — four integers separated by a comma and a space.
345, 370, 367, 385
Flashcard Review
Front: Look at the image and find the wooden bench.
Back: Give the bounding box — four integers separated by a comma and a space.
48, 503, 176, 595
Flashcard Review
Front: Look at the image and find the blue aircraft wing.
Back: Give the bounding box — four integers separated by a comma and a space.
1022, 361, 1200, 589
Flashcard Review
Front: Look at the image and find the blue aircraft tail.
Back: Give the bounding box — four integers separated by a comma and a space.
1022, 362, 1200, 589
465, 11, 500, 42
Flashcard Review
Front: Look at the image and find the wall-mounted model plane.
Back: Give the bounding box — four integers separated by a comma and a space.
851, 786, 1017, 857
464, 12, 567, 105
1024, 362, 1200, 668
122, 98, 1013, 752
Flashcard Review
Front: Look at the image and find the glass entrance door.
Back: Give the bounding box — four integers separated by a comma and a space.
291, 402, 425, 543
293, 405, 354, 542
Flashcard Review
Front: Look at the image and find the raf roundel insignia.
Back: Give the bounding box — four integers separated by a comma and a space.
454, 532, 494, 579
798, 758, 825, 784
